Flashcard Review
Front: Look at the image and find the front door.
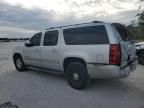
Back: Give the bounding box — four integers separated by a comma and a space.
23, 32, 42, 66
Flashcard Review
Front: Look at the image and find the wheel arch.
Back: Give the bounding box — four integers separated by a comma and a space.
13, 53, 22, 60
63, 57, 87, 71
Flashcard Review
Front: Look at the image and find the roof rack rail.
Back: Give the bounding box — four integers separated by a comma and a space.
46, 22, 90, 30
45, 21, 103, 30
91, 20, 103, 23
46, 27, 54, 30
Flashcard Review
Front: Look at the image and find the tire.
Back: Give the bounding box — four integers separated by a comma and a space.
138, 51, 144, 65
14, 55, 27, 72
65, 62, 89, 90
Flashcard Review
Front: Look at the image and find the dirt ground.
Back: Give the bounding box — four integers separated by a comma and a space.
0, 42, 144, 108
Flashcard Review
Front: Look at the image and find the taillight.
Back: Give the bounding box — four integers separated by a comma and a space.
109, 44, 121, 65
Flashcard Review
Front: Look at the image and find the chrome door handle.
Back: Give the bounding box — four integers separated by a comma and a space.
34, 49, 40, 52
128, 45, 132, 48
52, 49, 58, 52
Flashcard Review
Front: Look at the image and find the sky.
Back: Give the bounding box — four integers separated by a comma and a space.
0, 0, 143, 38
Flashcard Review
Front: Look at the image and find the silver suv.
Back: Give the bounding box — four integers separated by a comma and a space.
13, 21, 137, 89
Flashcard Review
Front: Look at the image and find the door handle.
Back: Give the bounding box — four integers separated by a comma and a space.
128, 45, 132, 48
34, 49, 40, 52
52, 49, 58, 52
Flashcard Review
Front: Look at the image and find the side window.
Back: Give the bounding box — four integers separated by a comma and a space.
112, 24, 133, 42
43, 30, 58, 46
63, 25, 109, 45
116, 28, 132, 41
30, 32, 42, 46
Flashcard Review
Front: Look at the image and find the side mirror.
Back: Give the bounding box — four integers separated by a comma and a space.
25, 41, 33, 47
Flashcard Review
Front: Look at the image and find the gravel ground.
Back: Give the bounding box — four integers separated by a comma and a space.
0, 42, 144, 108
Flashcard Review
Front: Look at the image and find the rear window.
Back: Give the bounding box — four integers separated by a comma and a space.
113, 24, 133, 42
63, 25, 109, 45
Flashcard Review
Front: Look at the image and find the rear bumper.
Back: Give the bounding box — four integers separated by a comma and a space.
87, 60, 137, 79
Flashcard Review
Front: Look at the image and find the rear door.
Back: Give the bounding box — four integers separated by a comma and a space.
112, 24, 136, 67
41, 30, 60, 70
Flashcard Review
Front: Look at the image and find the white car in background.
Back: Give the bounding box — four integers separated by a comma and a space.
136, 42, 144, 65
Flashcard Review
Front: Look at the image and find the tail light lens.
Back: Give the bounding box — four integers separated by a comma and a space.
109, 44, 121, 65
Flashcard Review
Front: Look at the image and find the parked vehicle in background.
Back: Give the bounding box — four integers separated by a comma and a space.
0, 38, 9, 42
13, 21, 137, 90
136, 42, 144, 65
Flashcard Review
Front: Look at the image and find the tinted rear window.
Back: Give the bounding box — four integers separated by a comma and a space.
113, 24, 133, 42
63, 25, 109, 45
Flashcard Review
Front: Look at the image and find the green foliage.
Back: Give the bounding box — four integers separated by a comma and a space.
138, 11, 144, 33
127, 0, 144, 40
127, 22, 144, 40
127, 24, 142, 40
136, 10, 144, 40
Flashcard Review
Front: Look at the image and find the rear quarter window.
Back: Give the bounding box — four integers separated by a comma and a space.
63, 25, 109, 45
112, 24, 133, 42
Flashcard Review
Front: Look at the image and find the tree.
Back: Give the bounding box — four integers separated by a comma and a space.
127, 21, 140, 39
138, 11, 144, 33
126, 0, 144, 40
136, 0, 144, 39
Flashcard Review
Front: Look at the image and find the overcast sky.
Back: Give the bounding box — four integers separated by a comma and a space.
0, 0, 143, 38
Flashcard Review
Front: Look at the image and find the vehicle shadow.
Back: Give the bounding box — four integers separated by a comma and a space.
1, 67, 144, 99
0, 68, 144, 108
26, 68, 134, 92
20, 68, 144, 96
86, 78, 144, 98
88, 78, 130, 91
